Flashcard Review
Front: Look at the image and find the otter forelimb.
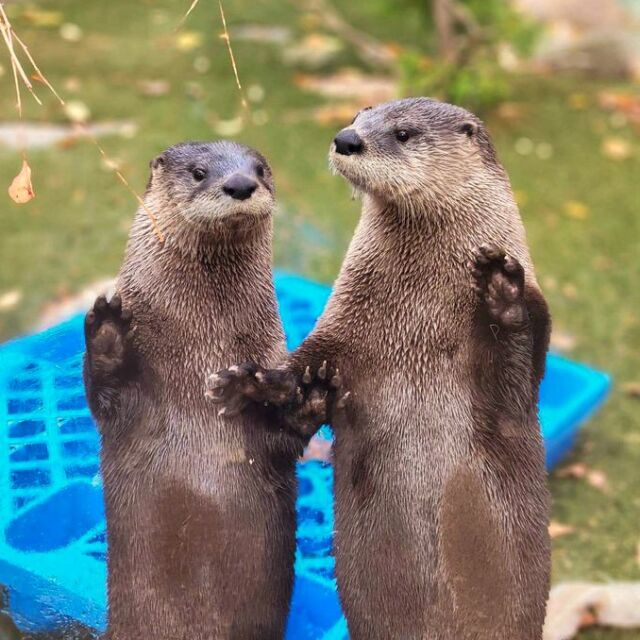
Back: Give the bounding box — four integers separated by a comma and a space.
207, 361, 348, 440
83, 294, 138, 420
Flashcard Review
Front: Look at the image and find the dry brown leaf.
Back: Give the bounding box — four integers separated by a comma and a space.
557, 463, 588, 479
549, 521, 575, 539
294, 68, 396, 102
622, 382, 640, 398
0, 289, 22, 311
8, 159, 34, 203
557, 463, 609, 492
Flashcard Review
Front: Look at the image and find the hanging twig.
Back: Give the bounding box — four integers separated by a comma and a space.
218, 0, 248, 111
0, 2, 164, 240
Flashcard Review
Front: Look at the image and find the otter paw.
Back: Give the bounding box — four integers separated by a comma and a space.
286, 363, 350, 434
206, 363, 297, 417
471, 245, 527, 330
85, 294, 133, 373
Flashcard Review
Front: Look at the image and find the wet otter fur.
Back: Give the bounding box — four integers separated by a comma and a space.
84, 141, 301, 640
210, 99, 552, 639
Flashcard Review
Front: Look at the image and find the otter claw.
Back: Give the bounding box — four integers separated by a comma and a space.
337, 391, 351, 410
318, 361, 327, 380
303, 366, 312, 384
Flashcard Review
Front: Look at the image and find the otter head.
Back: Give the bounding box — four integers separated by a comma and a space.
146, 140, 275, 233
329, 98, 505, 212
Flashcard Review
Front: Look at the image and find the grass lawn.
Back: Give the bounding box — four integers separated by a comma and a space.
1, 0, 639, 637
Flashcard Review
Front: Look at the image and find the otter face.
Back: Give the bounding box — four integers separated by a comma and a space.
148, 141, 275, 226
329, 98, 500, 208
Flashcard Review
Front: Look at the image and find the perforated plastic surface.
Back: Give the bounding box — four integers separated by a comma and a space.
0, 271, 610, 638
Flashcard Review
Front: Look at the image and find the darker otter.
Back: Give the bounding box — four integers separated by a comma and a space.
210, 99, 551, 639
83, 141, 302, 640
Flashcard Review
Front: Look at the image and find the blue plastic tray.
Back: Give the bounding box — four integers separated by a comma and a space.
0, 272, 610, 638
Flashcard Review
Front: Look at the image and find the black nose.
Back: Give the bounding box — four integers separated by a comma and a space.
334, 129, 364, 156
222, 174, 258, 201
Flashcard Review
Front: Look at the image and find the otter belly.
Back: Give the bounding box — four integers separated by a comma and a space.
101, 413, 296, 640
331, 381, 548, 640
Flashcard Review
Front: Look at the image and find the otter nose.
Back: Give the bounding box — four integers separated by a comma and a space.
334, 129, 364, 156
222, 174, 258, 201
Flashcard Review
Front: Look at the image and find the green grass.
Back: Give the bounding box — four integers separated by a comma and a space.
1, 1, 639, 637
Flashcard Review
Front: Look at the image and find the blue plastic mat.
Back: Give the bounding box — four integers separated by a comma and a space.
0, 272, 610, 638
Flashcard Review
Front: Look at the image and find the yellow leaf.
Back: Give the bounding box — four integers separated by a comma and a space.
602, 137, 632, 160
8, 160, 35, 204
564, 200, 589, 220
175, 31, 203, 52
22, 9, 63, 28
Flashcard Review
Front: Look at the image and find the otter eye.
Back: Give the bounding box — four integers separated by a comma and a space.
395, 130, 411, 143
459, 122, 477, 137
192, 168, 207, 182
256, 165, 265, 179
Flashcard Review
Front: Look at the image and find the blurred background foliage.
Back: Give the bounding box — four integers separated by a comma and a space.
1, 0, 640, 638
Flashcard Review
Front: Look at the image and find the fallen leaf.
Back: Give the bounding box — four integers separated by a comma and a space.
22, 8, 63, 28
586, 469, 608, 491
563, 200, 589, 220
59, 23, 83, 42
598, 90, 640, 124
8, 160, 35, 204
283, 33, 343, 67
549, 521, 575, 539
557, 463, 587, 479
550, 330, 577, 352
175, 31, 203, 52
0, 290, 22, 311
309, 102, 367, 125
138, 80, 170, 97
294, 69, 396, 102
557, 463, 609, 492
64, 100, 90, 123
622, 382, 640, 398
602, 137, 632, 160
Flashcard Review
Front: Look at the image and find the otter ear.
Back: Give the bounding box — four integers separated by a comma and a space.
458, 121, 478, 138
150, 154, 166, 171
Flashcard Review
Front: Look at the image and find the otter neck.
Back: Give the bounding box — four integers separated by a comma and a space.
119, 208, 275, 311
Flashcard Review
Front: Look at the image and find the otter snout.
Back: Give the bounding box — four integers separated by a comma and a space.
222, 174, 258, 201
334, 129, 364, 156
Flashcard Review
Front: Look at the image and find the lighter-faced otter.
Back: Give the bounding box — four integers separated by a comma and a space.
83, 141, 303, 640
209, 99, 551, 639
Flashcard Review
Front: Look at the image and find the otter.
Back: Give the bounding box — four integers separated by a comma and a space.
83, 141, 303, 640
209, 99, 551, 639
